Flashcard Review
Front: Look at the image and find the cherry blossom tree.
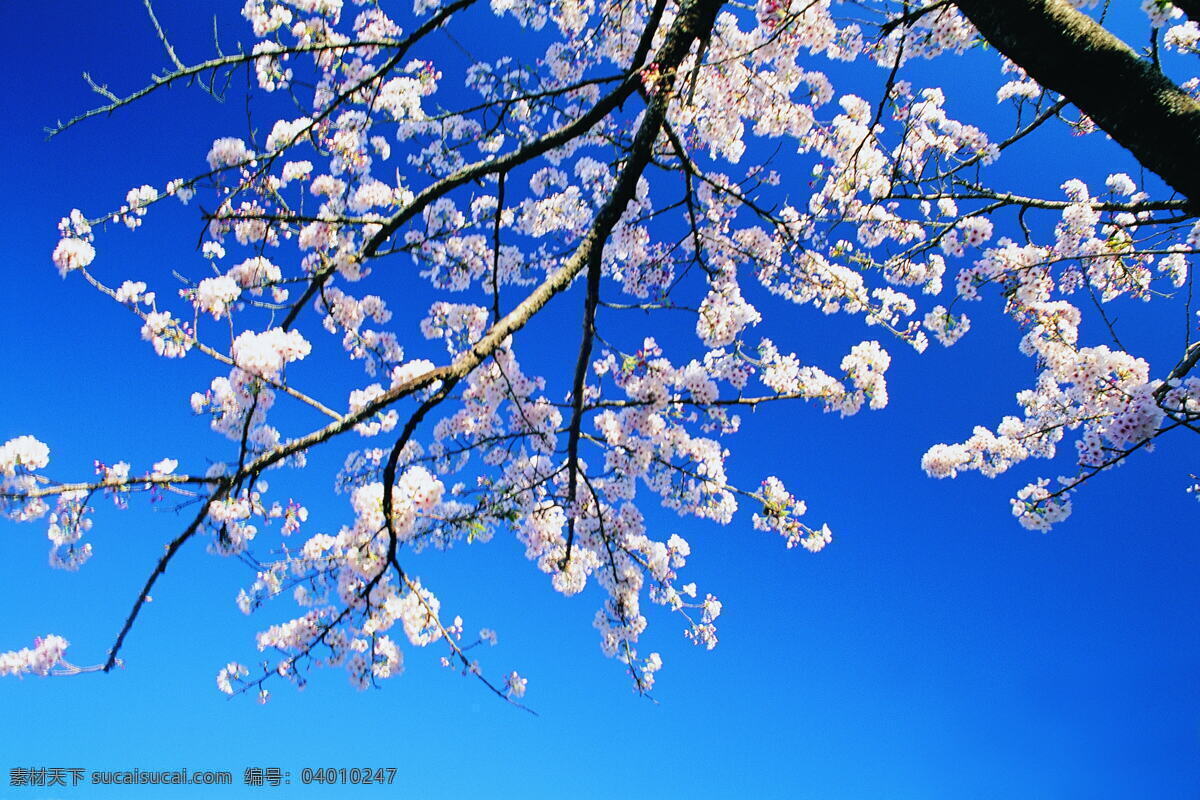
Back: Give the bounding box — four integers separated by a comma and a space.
3, 0, 1198, 704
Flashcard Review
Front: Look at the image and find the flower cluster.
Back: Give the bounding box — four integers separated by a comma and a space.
752, 477, 832, 553
231, 329, 312, 379
0, 636, 70, 678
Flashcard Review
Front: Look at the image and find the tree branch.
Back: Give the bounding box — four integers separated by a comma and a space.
954, 0, 1200, 204
1171, 0, 1200, 22
104, 483, 230, 671
281, 0, 675, 331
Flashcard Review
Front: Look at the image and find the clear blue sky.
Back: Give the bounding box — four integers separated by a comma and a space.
0, 2, 1197, 798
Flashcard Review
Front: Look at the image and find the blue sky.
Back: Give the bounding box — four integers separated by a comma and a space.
0, 2, 1197, 798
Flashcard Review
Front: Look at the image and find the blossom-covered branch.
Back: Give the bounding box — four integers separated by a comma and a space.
7, 0, 1198, 704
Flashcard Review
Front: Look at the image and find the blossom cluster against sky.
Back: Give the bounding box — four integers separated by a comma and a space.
0, 1, 1197, 797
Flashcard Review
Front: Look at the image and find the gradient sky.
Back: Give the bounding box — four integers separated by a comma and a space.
0, 2, 1197, 798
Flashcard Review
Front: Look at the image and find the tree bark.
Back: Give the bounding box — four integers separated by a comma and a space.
954, 0, 1200, 204
1170, 0, 1200, 22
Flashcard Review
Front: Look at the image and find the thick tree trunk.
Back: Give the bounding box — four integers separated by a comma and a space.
954, 0, 1200, 204
1171, 0, 1200, 22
